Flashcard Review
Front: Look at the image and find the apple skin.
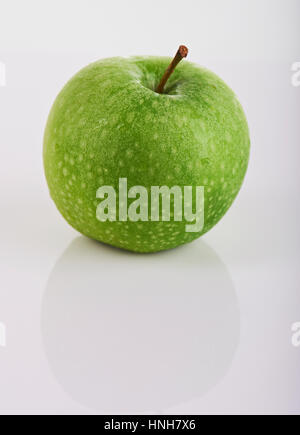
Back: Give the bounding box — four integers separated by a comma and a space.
44, 56, 250, 253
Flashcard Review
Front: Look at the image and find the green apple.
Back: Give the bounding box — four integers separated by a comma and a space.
44, 47, 250, 253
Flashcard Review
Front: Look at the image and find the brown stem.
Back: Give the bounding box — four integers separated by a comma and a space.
156, 45, 189, 94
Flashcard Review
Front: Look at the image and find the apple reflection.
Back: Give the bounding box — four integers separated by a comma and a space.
41, 237, 240, 412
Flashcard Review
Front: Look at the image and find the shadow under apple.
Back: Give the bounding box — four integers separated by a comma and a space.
41, 237, 240, 412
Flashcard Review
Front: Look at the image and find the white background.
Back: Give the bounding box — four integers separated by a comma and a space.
0, 0, 299, 414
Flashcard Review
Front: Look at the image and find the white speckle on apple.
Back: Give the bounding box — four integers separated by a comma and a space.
126, 112, 134, 123
225, 132, 231, 142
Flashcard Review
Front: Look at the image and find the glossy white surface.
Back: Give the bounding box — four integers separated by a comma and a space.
0, 0, 299, 415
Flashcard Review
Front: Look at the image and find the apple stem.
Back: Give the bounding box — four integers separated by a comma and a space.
156, 45, 189, 94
